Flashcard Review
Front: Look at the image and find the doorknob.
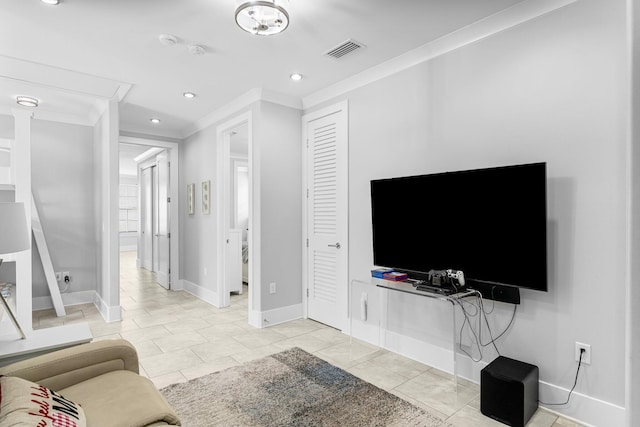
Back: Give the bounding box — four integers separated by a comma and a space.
328, 243, 341, 249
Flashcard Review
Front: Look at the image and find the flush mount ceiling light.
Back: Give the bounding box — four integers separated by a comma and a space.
290, 73, 303, 81
235, 1, 289, 36
150, 118, 161, 124
41, 0, 60, 5
183, 92, 196, 99
16, 96, 39, 107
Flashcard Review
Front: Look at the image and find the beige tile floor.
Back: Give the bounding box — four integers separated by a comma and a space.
33, 251, 584, 427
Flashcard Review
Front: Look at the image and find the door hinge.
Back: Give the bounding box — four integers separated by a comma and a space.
306, 238, 309, 247
306, 139, 309, 148
306, 188, 309, 198
307, 288, 309, 297
167, 197, 171, 203
167, 232, 171, 239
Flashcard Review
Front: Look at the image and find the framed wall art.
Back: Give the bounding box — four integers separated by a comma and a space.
187, 183, 195, 215
202, 180, 211, 214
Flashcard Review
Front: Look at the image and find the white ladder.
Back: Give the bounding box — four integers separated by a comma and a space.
31, 193, 66, 317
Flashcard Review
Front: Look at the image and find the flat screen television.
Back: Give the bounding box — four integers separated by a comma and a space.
370, 162, 547, 303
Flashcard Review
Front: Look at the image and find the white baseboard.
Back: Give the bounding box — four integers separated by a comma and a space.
382, 329, 455, 374
248, 309, 262, 328
351, 325, 624, 426
94, 293, 122, 323
538, 381, 625, 427
172, 278, 184, 291
183, 280, 220, 307
259, 303, 303, 328
32, 290, 97, 311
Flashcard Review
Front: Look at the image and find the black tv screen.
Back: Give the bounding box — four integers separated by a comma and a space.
370, 162, 547, 292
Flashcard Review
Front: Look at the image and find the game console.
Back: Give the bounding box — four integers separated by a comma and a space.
427, 269, 465, 288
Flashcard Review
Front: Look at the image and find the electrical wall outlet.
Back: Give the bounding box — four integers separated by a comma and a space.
62, 271, 71, 283
575, 342, 591, 365
269, 282, 276, 294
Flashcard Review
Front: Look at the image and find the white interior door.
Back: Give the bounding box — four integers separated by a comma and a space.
152, 165, 159, 273
156, 152, 170, 289
141, 167, 153, 271
305, 102, 348, 330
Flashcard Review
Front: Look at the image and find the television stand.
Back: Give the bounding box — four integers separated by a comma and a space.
349, 278, 476, 390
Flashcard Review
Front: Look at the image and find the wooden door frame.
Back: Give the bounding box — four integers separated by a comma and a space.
301, 100, 349, 327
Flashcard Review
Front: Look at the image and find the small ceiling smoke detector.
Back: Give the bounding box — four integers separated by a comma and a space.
188, 44, 206, 55
16, 96, 39, 107
158, 34, 178, 46
150, 118, 161, 124
41, 0, 60, 5
183, 92, 196, 99
290, 73, 303, 81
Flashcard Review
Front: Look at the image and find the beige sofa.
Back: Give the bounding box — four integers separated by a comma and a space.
0, 339, 181, 427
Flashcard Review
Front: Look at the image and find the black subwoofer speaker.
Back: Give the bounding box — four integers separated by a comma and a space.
480, 356, 539, 427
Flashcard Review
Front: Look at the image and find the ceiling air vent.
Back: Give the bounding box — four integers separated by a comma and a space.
324, 39, 365, 59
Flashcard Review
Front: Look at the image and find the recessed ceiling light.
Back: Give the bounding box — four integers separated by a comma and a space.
183, 92, 196, 99
41, 0, 60, 4
16, 96, 39, 107
290, 73, 303, 81
150, 118, 161, 124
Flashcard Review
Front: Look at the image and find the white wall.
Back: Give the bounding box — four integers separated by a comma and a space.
181, 116, 222, 294
0, 114, 13, 139
180, 100, 302, 318
627, 0, 640, 424
306, 0, 628, 422
254, 101, 302, 312
30, 119, 97, 299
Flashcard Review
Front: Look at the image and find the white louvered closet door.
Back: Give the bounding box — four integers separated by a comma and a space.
305, 103, 348, 330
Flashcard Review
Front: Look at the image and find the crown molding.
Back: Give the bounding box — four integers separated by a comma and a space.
181, 88, 302, 139
302, 0, 579, 110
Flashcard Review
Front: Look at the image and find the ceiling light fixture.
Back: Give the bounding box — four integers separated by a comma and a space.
290, 73, 303, 81
235, 1, 289, 36
150, 118, 161, 124
40, 0, 60, 5
16, 96, 39, 107
183, 92, 196, 99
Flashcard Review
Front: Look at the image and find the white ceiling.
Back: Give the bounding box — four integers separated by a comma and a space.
0, 0, 525, 139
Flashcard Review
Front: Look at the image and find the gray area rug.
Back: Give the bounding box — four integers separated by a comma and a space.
160, 347, 453, 427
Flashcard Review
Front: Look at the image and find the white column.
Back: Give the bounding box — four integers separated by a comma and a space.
97, 98, 121, 321
12, 109, 33, 336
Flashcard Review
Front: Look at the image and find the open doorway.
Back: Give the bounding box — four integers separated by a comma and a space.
230, 125, 249, 302
215, 111, 257, 318
118, 138, 180, 294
